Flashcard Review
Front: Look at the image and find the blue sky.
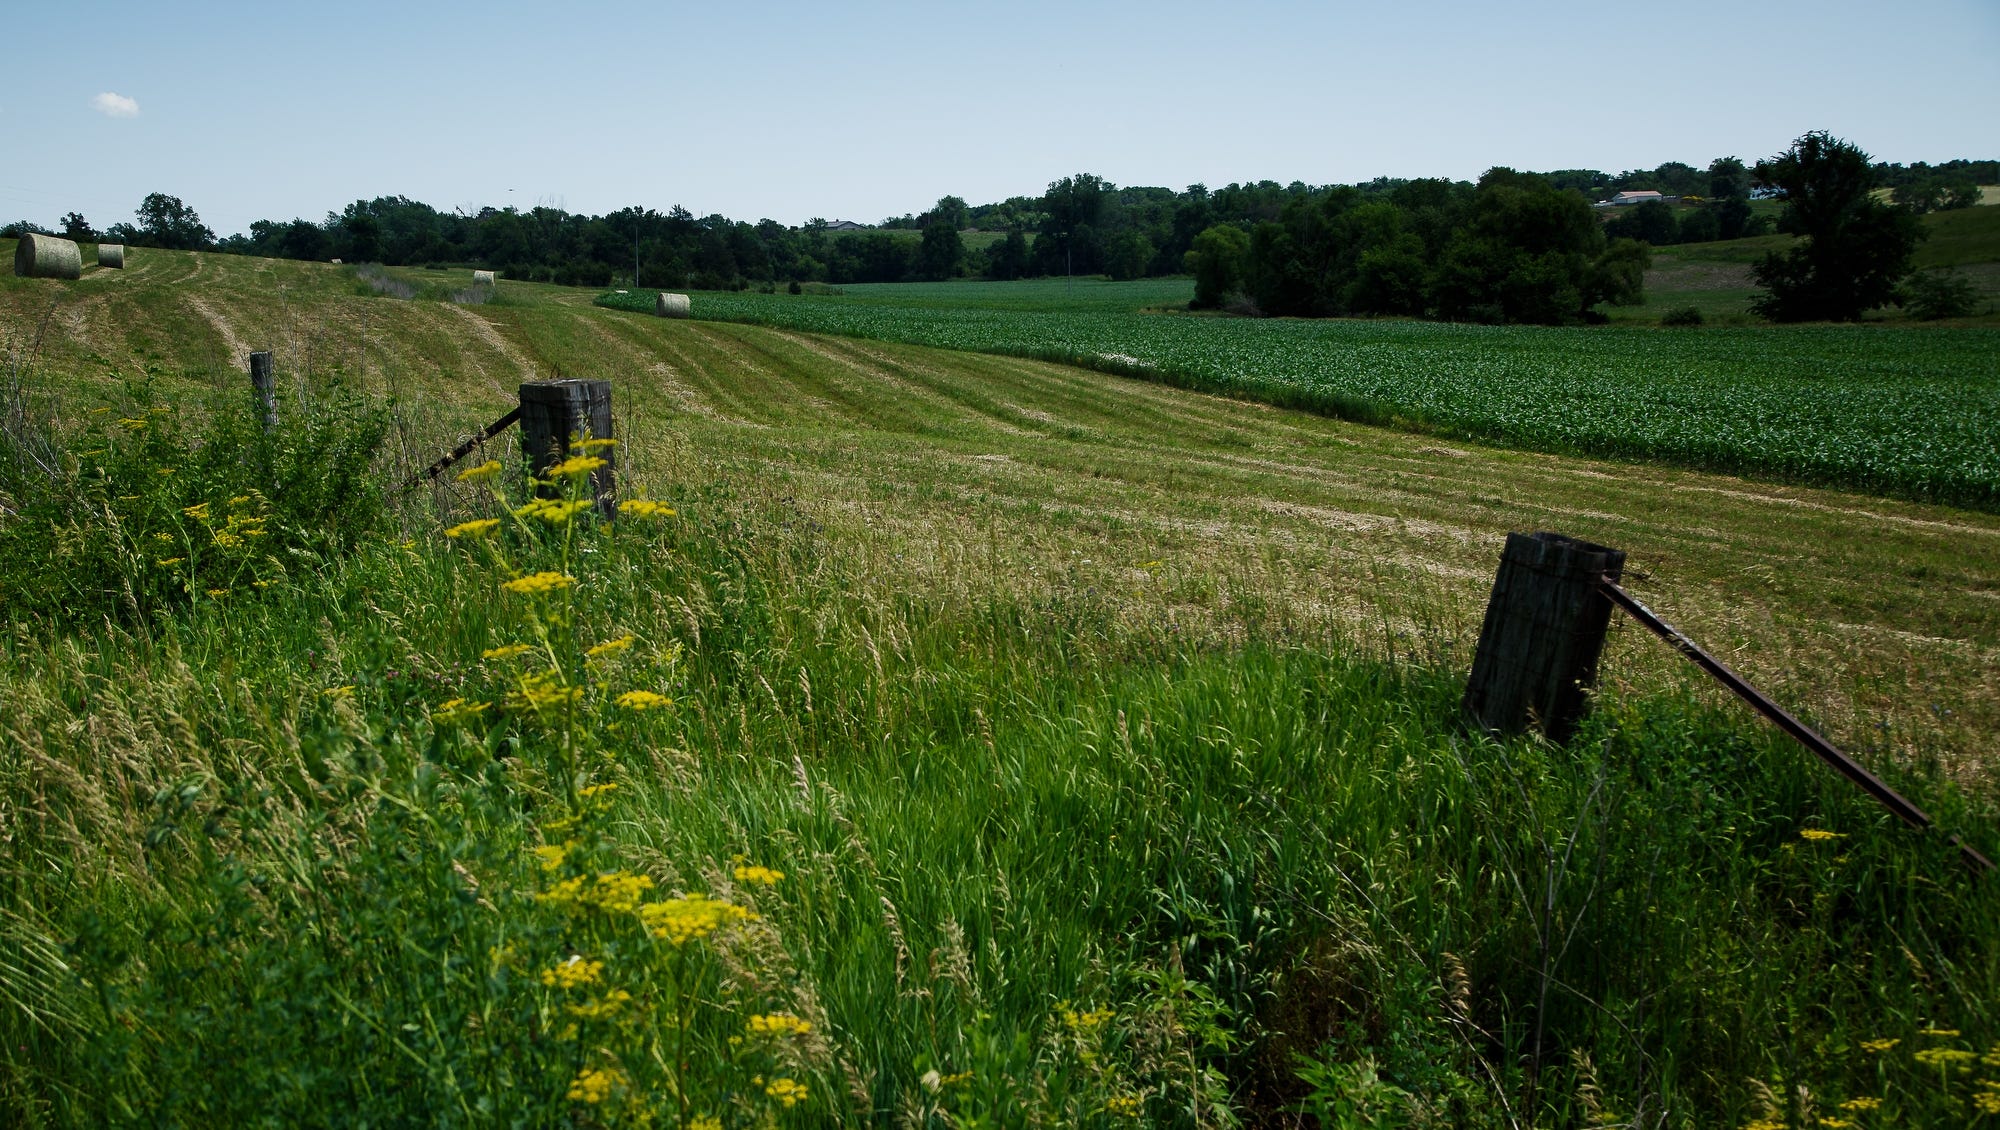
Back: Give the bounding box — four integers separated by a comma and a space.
4, 1, 1996, 237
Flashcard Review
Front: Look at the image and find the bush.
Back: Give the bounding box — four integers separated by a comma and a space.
1905, 269, 1982, 320
0, 377, 392, 625
1660, 306, 1705, 327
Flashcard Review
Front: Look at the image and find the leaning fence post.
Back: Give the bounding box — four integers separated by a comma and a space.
518, 379, 616, 516
1462, 531, 1626, 742
248, 350, 277, 432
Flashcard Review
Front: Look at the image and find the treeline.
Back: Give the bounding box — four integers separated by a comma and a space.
1185, 170, 1650, 324
7, 151, 1990, 322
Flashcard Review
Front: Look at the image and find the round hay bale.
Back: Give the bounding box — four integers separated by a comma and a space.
656, 292, 691, 318
472, 269, 496, 285
97, 243, 125, 269
13, 234, 83, 280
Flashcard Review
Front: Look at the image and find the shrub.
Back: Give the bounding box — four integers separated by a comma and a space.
0, 376, 392, 625
1660, 305, 1705, 327
1905, 269, 1982, 320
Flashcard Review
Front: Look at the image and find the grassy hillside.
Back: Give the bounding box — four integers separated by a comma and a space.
4, 249, 1998, 1126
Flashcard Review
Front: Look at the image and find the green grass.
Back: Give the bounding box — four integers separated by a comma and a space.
5, 243, 2000, 1126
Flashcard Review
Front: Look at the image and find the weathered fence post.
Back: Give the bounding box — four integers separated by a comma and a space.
248, 350, 277, 432
518, 379, 615, 516
1462, 531, 1626, 742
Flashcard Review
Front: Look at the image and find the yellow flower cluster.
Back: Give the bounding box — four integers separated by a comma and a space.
533, 841, 578, 872
616, 690, 673, 711
1105, 1094, 1143, 1118
734, 864, 785, 886
548, 454, 608, 478
576, 437, 619, 452
637, 893, 756, 945
518, 679, 584, 711
1741, 1120, 1784, 1130
758, 1077, 808, 1107
1920, 1027, 1961, 1037
182, 503, 209, 520
1913, 1046, 1975, 1067
541, 956, 605, 990
566, 989, 633, 1020
688, 1117, 721, 1130
1063, 1005, 1114, 1033
1976, 1081, 2000, 1115
538, 870, 656, 914
566, 1066, 626, 1104
746, 1012, 812, 1037
432, 698, 490, 725
617, 499, 675, 519
457, 459, 501, 484
502, 571, 576, 595
445, 518, 501, 539
482, 643, 531, 661
515, 497, 594, 524
323, 685, 356, 700
1859, 1038, 1900, 1053
1838, 1097, 1881, 1112
585, 635, 635, 660
1798, 828, 1842, 842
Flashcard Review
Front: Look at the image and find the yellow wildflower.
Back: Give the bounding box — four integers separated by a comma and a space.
548, 454, 607, 478
1816, 1119, 1851, 1129
566, 989, 633, 1020
589, 871, 655, 913
90, 406, 112, 414
1859, 1038, 1900, 1053
1977, 1088, 2000, 1116
762, 1077, 808, 1108
533, 842, 576, 872
212, 532, 243, 550
456, 459, 501, 484
1984, 1042, 2000, 1067
617, 498, 675, 519
576, 437, 618, 451
519, 680, 584, 710
157, 467, 174, 475
432, 698, 490, 726
1799, 828, 1843, 842
181, 502, 210, 520
482, 643, 531, 661
156, 557, 184, 567
1913, 1046, 1975, 1067
1920, 1027, 1961, 1037
514, 497, 594, 524
323, 685, 356, 700
117, 417, 148, 430
637, 893, 756, 945
502, 571, 576, 595
1106, 1094, 1143, 1118
688, 1118, 721, 1130
445, 518, 500, 539
734, 864, 784, 886
1062, 1005, 1114, 1032
577, 782, 619, 800
206, 588, 227, 597
1838, 1097, 1881, 1112
227, 495, 251, 506
540, 956, 604, 990
746, 1013, 812, 1037
565, 1066, 626, 1105
616, 690, 673, 711
1742, 1121, 1785, 1130
585, 635, 635, 659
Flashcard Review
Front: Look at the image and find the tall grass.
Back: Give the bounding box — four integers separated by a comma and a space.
0, 414, 1995, 1127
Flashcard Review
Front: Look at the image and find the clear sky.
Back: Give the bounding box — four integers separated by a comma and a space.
4, 0, 1996, 237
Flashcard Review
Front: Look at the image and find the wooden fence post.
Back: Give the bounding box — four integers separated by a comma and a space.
248, 351, 277, 432
1462, 531, 1626, 743
518, 379, 615, 516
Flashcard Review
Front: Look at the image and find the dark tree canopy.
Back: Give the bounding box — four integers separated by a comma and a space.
133, 193, 216, 251
1750, 132, 1923, 322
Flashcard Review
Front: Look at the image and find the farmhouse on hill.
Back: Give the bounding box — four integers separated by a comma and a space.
825, 219, 865, 231
1596, 189, 1681, 208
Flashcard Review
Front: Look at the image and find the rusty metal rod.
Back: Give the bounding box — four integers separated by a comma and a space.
1599, 579, 1992, 875
400, 407, 521, 493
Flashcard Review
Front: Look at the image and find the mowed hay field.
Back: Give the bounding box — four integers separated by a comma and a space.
5, 244, 1998, 787
4, 246, 2000, 1126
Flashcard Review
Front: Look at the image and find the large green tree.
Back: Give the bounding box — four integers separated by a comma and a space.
1749, 132, 1922, 322
133, 193, 215, 251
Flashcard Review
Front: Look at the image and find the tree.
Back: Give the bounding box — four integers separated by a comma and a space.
1750, 132, 1923, 322
1185, 225, 1248, 309
985, 228, 1031, 281
133, 193, 215, 250
60, 212, 96, 241
916, 219, 964, 281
